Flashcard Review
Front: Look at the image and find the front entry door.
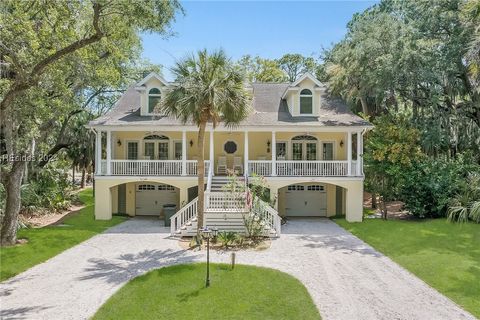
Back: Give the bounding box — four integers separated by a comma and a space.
292, 141, 317, 160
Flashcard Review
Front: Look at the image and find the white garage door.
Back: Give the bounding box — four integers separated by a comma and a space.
135, 183, 178, 216
285, 184, 327, 217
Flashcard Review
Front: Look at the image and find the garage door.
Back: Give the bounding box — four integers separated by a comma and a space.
135, 183, 178, 216
285, 184, 327, 217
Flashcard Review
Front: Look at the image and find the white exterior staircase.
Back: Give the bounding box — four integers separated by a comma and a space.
170, 173, 281, 237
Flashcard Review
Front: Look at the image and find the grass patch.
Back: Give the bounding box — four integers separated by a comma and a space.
0, 188, 126, 281
335, 218, 480, 318
93, 263, 321, 320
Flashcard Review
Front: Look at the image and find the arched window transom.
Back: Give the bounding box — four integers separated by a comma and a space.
143, 134, 169, 140
299, 88, 313, 114
292, 135, 317, 141
148, 88, 161, 113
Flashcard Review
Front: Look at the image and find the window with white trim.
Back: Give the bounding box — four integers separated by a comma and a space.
138, 184, 155, 190
127, 142, 138, 160
307, 185, 324, 191
148, 88, 161, 113
158, 185, 175, 191
299, 89, 313, 114
287, 185, 305, 191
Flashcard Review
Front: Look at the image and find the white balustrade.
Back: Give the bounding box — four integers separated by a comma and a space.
275, 160, 349, 176
248, 161, 272, 176
186, 160, 210, 176
170, 197, 198, 235
205, 192, 246, 212
98, 159, 359, 177
109, 160, 182, 176
252, 198, 281, 236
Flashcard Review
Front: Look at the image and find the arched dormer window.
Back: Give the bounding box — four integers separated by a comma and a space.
299, 89, 313, 114
148, 88, 161, 113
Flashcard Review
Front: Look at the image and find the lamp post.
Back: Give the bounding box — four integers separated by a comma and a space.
201, 227, 218, 287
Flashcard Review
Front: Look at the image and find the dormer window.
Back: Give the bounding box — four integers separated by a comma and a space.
300, 89, 313, 115
148, 88, 161, 113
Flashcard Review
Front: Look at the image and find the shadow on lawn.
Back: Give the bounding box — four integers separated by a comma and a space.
79, 248, 198, 285
0, 305, 51, 320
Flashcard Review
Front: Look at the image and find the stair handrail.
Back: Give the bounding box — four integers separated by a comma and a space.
252, 197, 281, 236
205, 161, 214, 209
170, 197, 198, 235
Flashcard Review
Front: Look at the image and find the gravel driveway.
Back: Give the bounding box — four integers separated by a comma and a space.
0, 218, 475, 320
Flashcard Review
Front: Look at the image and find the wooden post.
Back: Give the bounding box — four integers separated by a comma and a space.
244, 131, 249, 177
95, 130, 102, 175
271, 131, 276, 176
209, 130, 214, 176
347, 131, 352, 176
182, 130, 187, 176
106, 130, 111, 175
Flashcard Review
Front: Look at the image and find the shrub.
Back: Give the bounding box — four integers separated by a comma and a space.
447, 173, 480, 223
217, 231, 237, 248
399, 153, 479, 218
20, 168, 74, 213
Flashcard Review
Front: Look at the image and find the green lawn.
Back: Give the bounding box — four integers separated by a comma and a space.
0, 188, 126, 281
335, 218, 480, 318
94, 263, 321, 320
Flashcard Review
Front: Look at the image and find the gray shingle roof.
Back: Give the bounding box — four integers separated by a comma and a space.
88, 83, 372, 128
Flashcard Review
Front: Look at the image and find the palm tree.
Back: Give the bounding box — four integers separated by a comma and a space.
159, 49, 251, 232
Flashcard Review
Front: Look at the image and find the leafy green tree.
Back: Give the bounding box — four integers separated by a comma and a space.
0, 0, 182, 245
236, 55, 287, 82
159, 49, 251, 232
324, 0, 480, 158
277, 53, 318, 82
364, 115, 424, 218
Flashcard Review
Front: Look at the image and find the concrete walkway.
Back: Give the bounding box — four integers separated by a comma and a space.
0, 218, 475, 320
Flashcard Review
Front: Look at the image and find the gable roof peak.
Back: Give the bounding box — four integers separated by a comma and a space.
136, 72, 169, 87
291, 72, 322, 87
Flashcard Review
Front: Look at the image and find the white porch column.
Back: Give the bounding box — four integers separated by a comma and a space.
95, 130, 102, 175
347, 131, 352, 176
271, 131, 277, 176
244, 131, 249, 177
182, 130, 187, 176
356, 131, 362, 176
106, 130, 111, 175
209, 130, 214, 175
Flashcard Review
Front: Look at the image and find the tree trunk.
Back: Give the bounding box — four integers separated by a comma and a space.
1, 161, 26, 246
196, 121, 207, 232
371, 193, 377, 209
72, 165, 76, 186
380, 197, 388, 220
360, 96, 369, 115
81, 168, 86, 189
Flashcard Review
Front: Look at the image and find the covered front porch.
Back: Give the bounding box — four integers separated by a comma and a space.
94, 129, 364, 178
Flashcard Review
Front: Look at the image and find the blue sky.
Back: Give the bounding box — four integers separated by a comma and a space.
141, 1, 377, 80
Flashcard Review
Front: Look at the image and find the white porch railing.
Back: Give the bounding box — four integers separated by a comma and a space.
186, 160, 210, 176
170, 197, 198, 235
205, 192, 247, 212
247, 160, 361, 177
99, 160, 210, 176
248, 161, 272, 176
252, 198, 281, 237
110, 160, 182, 175
276, 160, 349, 176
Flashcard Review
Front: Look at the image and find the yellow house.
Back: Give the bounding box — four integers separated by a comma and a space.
88, 72, 372, 236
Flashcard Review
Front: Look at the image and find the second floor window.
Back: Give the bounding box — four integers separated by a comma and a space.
299, 89, 313, 114
148, 88, 161, 113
